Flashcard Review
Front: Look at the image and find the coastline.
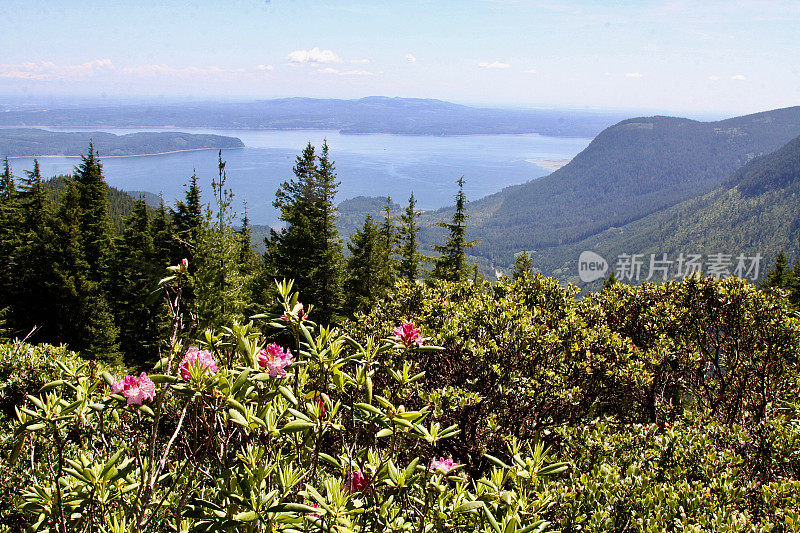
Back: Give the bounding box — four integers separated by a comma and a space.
6, 145, 245, 159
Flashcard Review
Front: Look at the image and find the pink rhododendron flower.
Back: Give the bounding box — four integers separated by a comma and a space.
179, 346, 219, 380
258, 343, 293, 377
393, 321, 423, 347
430, 457, 460, 474
281, 301, 309, 322
110, 372, 156, 406
345, 470, 370, 492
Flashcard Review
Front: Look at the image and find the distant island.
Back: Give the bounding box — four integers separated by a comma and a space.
0, 97, 626, 138
0, 128, 244, 157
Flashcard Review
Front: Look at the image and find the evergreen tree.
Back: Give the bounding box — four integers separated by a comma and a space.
266, 141, 344, 323
111, 199, 160, 365
52, 180, 120, 362
151, 198, 180, 269
345, 215, 383, 313
0, 158, 20, 313
398, 192, 421, 281
377, 196, 397, 291
13, 160, 58, 339
789, 260, 800, 309
512, 251, 535, 280
74, 143, 114, 284
603, 271, 619, 289
765, 251, 788, 289
311, 140, 345, 321
432, 177, 477, 282
174, 172, 204, 260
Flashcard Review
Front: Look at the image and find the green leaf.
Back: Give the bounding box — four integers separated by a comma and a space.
281, 420, 315, 433
454, 500, 484, 513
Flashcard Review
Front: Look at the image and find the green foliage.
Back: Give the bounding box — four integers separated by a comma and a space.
266, 141, 345, 323
398, 192, 421, 281
432, 177, 478, 282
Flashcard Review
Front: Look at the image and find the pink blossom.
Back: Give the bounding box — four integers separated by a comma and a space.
345, 470, 370, 492
316, 397, 326, 418
430, 457, 460, 474
393, 321, 423, 347
110, 372, 157, 406
179, 346, 219, 380
258, 343, 293, 378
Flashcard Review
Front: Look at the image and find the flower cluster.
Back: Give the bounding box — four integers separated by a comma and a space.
345, 470, 370, 492
393, 321, 423, 347
258, 343, 293, 377
179, 346, 219, 380
111, 372, 156, 406
429, 457, 460, 474
281, 301, 309, 322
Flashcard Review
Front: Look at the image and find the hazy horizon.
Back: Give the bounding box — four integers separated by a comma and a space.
1, 1, 797, 117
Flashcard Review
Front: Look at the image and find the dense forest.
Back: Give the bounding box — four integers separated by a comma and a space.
0, 128, 243, 157
0, 143, 474, 366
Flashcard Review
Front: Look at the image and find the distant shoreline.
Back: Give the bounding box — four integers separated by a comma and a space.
526, 158, 571, 171
6, 145, 246, 159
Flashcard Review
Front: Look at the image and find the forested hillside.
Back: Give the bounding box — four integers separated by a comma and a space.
0, 128, 243, 156
435, 105, 800, 266
532, 132, 800, 286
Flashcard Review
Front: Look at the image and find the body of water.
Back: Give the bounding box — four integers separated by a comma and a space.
8, 128, 591, 226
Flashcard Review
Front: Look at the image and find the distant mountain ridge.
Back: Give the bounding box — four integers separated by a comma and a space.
0, 96, 625, 137
0, 128, 243, 157
530, 131, 800, 287
431, 105, 800, 266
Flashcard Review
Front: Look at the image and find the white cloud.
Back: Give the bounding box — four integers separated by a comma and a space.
256, 64, 274, 71
731, 74, 747, 80
478, 61, 511, 69
0, 59, 113, 80
708, 75, 721, 80
522, 68, 537, 73
287, 47, 343, 65
405, 53, 417, 63
625, 72, 643, 78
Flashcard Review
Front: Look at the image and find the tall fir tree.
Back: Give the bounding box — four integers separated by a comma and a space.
111, 199, 160, 365
74, 143, 114, 284
432, 177, 477, 282
398, 192, 421, 281
345, 215, 384, 313
52, 179, 120, 362
174, 172, 204, 260
12, 159, 58, 340
0, 158, 20, 313
378, 196, 397, 291
266, 141, 344, 323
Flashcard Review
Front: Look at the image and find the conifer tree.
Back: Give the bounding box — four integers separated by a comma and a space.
151, 198, 180, 269
13, 160, 58, 339
345, 215, 383, 313
74, 143, 114, 284
512, 251, 535, 280
766, 251, 788, 289
0, 158, 20, 313
111, 199, 160, 365
398, 192, 420, 281
377, 196, 397, 291
432, 177, 477, 282
174, 172, 204, 260
52, 180, 120, 362
266, 141, 344, 323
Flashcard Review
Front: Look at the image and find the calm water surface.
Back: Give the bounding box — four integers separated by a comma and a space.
9, 128, 591, 225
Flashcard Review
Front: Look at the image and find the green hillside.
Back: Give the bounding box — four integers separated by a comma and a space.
440, 106, 800, 266
534, 133, 800, 287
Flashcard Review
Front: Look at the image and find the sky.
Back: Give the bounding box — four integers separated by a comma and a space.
1, 0, 798, 116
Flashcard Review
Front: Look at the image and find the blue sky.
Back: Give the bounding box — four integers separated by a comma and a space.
1, 0, 798, 115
